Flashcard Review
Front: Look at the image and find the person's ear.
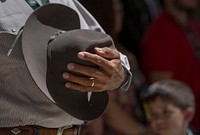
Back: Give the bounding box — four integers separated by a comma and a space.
184, 107, 195, 122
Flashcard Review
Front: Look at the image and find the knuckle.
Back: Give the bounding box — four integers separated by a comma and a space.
90, 72, 96, 77
108, 63, 116, 70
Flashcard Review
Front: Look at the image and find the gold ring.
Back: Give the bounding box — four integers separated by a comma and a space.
90, 77, 95, 87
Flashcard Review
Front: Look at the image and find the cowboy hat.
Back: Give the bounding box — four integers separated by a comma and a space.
21, 3, 114, 120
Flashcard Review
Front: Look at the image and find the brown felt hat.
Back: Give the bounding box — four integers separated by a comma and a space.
21, 3, 115, 120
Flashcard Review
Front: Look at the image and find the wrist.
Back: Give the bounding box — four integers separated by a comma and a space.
117, 66, 132, 92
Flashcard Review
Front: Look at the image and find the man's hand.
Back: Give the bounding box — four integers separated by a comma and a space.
62, 47, 125, 92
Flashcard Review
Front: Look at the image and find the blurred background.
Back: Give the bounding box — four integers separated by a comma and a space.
78, 0, 200, 134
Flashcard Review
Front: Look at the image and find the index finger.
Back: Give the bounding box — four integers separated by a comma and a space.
77, 51, 118, 72
94, 47, 120, 59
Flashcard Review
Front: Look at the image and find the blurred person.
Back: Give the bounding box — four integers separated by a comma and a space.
140, 0, 200, 132
118, 0, 161, 62
143, 79, 196, 135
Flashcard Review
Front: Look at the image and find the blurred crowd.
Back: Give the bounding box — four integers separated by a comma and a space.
78, 0, 200, 135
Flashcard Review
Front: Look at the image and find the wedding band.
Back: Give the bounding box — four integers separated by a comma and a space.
90, 77, 95, 87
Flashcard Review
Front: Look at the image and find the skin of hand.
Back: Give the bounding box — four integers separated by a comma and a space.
62, 47, 125, 92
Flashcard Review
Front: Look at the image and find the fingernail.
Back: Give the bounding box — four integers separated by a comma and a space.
65, 83, 70, 88
78, 52, 85, 59
95, 47, 103, 53
67, 63, 74, 70
63, 73, 69, 79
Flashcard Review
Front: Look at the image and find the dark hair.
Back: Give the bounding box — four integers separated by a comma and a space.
143, 79, 195, 111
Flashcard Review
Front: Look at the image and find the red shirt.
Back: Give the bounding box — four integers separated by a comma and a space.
141, 11, 200, 131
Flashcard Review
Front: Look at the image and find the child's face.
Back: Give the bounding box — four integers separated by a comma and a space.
148, 97, 187, 135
